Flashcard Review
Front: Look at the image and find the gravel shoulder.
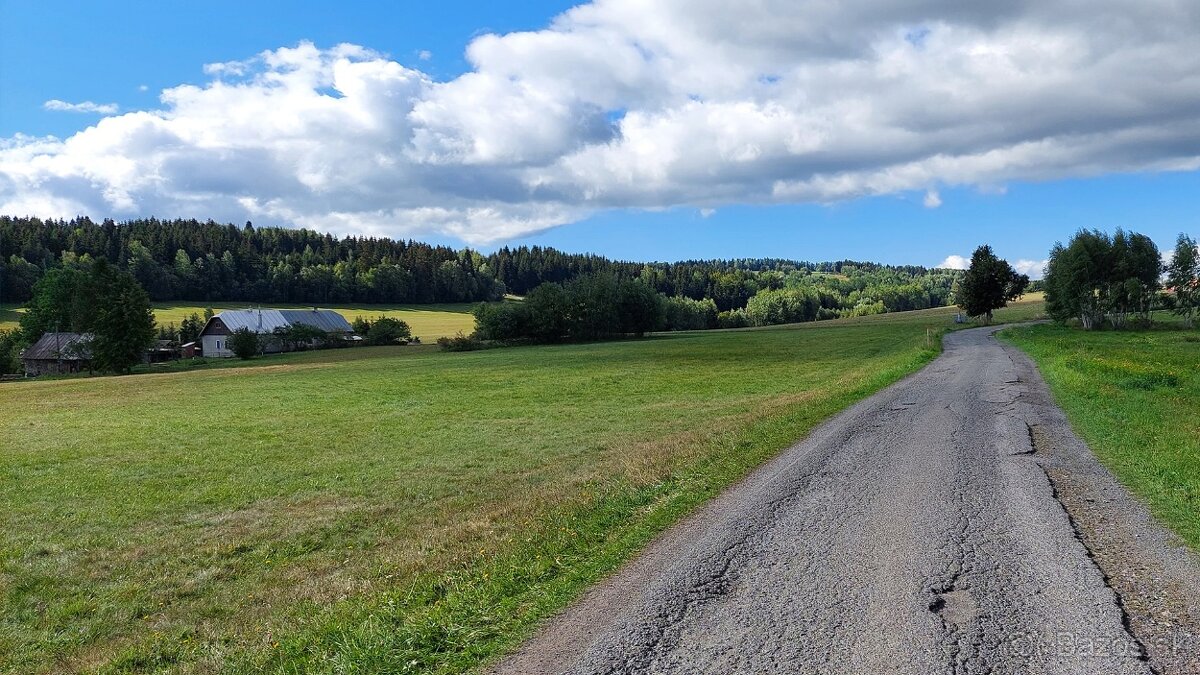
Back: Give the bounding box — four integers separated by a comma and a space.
493, 326, 1200, 674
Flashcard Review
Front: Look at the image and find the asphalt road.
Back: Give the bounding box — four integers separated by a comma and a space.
495, 326, 1200, 674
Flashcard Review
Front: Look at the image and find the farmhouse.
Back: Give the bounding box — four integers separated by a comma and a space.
198, 308, 354, 357
21, 332, 92, 376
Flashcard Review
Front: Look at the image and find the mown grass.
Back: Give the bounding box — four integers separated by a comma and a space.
0, 302, 477, 340
1003, 321, 1200, 550
0, 298, 1042, 673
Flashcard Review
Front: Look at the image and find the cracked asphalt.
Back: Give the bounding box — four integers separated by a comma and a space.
494, 326, 1200, 674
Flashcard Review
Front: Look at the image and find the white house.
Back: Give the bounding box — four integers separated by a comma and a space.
198, 308, 354, 357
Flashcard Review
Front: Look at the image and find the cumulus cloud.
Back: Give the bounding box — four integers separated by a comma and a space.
43, 99, 119, 114
417, 50, 432, 61
939, 255, 1046, 278
938, 255, 970, 270
923, 189, 942, 208
1014, 259, 1049, 280
699, 208, 716, 218
6, 1, 1200, 243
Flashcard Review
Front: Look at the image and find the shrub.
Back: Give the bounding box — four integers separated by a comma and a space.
227, 327, 261, 360
271, 323, 327, 351
717, 309, 750, 329
0, 328, 24, 374
437, 331, 487, 352
364, 316, 412, 345
473, 302, 531, 342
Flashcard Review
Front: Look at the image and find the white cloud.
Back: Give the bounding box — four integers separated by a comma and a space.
138, 84, 149, 92
6, 1, 1200, 244
938, 254, 970, 270
923, 189, 942, 208
939, 255, 1046, 278
43, 99, 119, 114
699, 208, 716, 218
417, 50, 432, 61
1014, 258, 1049, 280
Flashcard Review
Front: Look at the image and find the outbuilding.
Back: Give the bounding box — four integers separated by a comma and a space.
197, 308, 354, 357
21, 332, 93, 376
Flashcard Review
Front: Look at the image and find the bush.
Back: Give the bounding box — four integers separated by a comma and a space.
473, 302, 531, 342
227, 327, 261, 359
271, 323, 327, 351
364, 316, 412, 345
437, 331, 487, 352
0, 328, 24, 374
717, 309, 750, 329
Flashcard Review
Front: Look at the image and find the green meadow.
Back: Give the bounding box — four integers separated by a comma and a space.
0, 299, 1042, 673
0, 302, 477, 340
1003, 321, 1200, 549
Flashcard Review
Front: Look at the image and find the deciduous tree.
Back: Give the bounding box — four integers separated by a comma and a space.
1167, 233, 1199, 328
955, 245, 1029, 324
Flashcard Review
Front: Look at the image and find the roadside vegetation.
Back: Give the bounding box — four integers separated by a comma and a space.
1004, 228, 1198, 548
0, 300, 1040, 673
1003, 322, 1199, 548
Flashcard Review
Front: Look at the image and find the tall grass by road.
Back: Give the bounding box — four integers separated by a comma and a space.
0, 299, 1040, 673
1004, 322, 1200, 548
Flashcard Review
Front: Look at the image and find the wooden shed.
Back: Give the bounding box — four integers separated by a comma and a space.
21, 332, 93, 376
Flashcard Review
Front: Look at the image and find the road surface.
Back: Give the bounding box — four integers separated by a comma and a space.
495, 326, 1200, 674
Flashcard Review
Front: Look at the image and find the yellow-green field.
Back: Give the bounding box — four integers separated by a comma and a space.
1, 302, 477, 340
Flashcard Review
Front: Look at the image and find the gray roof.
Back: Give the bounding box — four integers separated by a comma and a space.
207, 308, 353, 335
21, 332, 93, 361
278, 309, 353, 333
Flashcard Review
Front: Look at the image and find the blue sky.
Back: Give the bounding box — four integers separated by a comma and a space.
2, 0, 1197, 272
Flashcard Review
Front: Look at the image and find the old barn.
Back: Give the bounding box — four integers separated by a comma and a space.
21, 332, 93, 376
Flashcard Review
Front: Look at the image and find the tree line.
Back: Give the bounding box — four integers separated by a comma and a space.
2, 217, 960, 313
1, 216, 503, 304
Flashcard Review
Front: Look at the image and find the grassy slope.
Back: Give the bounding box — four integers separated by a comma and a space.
0, 302, 477, 340
0, 298, 1042, 673
1003, 321, 1200, 549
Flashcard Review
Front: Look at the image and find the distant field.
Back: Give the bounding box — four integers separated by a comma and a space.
1, 301, 477, 339
0, 304, 19, 331
0, 297, 1042, 673
1003, 320, 1200, 549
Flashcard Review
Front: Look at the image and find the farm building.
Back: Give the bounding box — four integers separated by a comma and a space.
21, 332, 93, 376
198, 308, 355, 357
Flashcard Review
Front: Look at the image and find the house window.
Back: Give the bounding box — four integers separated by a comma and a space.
217, 340, 222, 350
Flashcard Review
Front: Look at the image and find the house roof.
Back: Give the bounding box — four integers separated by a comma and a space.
278, 309, 353, 333
21, 332, 93, 361
203, 308, 354, 335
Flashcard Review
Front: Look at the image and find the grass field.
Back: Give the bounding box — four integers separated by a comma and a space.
1003, 321, 1200, 549
0, 297, 1042, 673
0, 302, 477, 340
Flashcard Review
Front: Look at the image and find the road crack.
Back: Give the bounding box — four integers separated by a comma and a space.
1039, 464, 1157, 673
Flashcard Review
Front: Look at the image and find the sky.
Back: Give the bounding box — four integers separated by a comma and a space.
2, 1, 1199, 275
